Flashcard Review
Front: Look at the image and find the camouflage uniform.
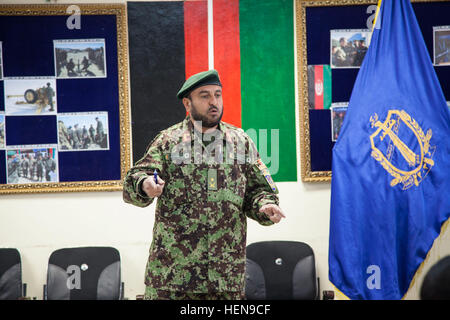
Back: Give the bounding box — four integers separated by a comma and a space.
123, 116, 279, 299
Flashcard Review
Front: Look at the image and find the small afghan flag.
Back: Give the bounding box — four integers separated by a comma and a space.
307, 65, 332, 110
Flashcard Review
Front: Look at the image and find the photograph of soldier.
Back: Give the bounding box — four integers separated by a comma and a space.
57, 112, 109, 151
331, 103, 348, 142
6, 147, 58, 184
331, 29, 371, 68
123, 69, 285, 300
434, 26, 450, 66
0, 115, 5, 149
4, 78, 57, 115
54, 39, 106, 78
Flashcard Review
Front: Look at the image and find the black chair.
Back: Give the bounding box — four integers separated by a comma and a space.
43, 246, 124, 300
0, 248, 27, 300
420, 255, 450, 300
245, 241, 319, 300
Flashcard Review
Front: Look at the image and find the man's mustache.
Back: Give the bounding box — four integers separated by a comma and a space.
208, 106, 219, 112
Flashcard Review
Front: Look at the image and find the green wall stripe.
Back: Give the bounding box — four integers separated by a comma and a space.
240, 0, 297, 181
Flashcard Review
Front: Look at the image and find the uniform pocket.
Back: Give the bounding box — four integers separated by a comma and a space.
207, 164, 246, 207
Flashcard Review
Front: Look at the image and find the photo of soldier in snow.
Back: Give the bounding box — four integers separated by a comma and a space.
4, 78, 57, 115
54, 39, 106, 78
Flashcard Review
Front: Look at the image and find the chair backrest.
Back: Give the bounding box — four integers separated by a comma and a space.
245, 241, 317, 300
420, 255, 450, 300
45, 246, 121, 300
0, 248, 22, 300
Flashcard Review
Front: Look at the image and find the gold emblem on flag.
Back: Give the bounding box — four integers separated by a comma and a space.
369, 110, 435, 190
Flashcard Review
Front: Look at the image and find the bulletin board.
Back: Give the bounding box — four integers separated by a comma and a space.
0, 4, 130, 194
296, 0, 450, 182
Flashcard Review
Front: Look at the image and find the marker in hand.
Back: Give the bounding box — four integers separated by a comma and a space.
142, 169, 165, 198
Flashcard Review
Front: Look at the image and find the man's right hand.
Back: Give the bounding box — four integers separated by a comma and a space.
142, 175, 165, 198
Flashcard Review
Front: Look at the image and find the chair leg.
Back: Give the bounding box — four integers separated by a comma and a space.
43, 284, 47, 300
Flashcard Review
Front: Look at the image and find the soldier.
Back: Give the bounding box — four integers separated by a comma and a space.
89, 124, 95, 144
44, 153, 56, 182
0, 122, 4, 147
44, 83, 55, 112
59, 121, 72, 150
29, 155, 36, 181
35, 154, 44, 182
20, 155, 30, 179
7, 154, 19, 184
81, 56, 90, 72
95, 117, 104, 145
82, 125, 90, 148
123, 70, 285, 300
67, 58, 75, 75
67, 126, 75, 149
73, 124, 82, 149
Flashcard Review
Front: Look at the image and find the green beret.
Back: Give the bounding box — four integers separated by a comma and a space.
177, 69, 222, 99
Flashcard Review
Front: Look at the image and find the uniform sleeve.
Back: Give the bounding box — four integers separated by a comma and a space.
123, 134, 165, 208
243, 140, 279, 226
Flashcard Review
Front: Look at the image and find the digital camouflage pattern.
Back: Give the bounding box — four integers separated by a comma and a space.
144, 286, 244, 300
123, 116, 279, 298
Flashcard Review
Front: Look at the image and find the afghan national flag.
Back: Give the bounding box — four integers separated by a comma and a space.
307, 65, 332, 110
127, 0, 296, 181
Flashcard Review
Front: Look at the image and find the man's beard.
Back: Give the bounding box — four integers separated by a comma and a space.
189, 102, 224, 128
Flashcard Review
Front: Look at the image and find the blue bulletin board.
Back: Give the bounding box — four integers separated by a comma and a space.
297, 0, 450, 182
0, 4, 130, 194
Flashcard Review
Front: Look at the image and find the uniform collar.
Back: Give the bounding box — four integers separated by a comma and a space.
182, 115, 230, 142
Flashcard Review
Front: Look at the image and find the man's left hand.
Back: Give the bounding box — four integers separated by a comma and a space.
259, 204, 286, 223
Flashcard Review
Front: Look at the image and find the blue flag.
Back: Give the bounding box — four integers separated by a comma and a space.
329, 0, 450, 300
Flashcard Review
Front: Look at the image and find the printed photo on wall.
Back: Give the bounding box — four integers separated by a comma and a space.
4, 77, 57, 115
0, 114, 5, 149
307, 65, 332, 110
57, 112, 109, 151
54, 39, 107, 78
331, 29, 371, 68
331, 103, 348, 142
434, 26, 450, 66
0, 42, 3, 80
6, 145, 58, 184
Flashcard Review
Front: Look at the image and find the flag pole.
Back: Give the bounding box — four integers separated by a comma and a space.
372, 0, 383, 31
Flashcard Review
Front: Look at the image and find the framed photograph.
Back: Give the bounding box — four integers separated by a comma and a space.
0, 41, 3, 80
0, 113, 5, 149
54, 39, 107, 78
433, 26, 450, 66
330, 29, 371, 68
330, 103, 348, 142
57, 112, 109, 151
6, 145, 58, 184
0, 4, 130, 194
296, 0, 450, 182
4, 77, 57, 116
